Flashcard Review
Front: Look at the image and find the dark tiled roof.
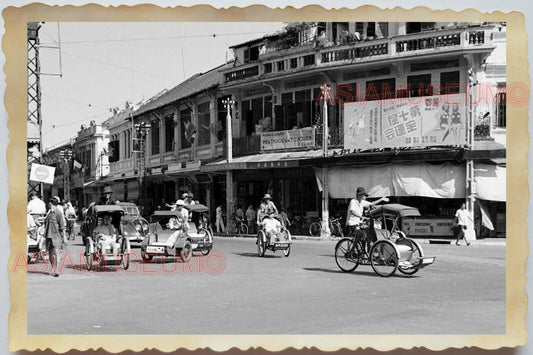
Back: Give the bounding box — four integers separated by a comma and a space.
134, 63, 229, 117
229, 34, 279, 49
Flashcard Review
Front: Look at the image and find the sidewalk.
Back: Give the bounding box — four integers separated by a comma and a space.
213, 233, 506, 246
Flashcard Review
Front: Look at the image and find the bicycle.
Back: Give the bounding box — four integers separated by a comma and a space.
66, 217, 76, 241
231, 217, 249, 236
308, 216, 345, 237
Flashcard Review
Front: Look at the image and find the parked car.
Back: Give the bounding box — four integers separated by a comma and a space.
117, 202, 149, 243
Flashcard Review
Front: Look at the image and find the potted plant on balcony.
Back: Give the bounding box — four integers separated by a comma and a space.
474, 110, 491, 139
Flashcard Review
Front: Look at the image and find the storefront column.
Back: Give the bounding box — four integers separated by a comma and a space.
466, 160, 477, 240
226, 171, 235, 231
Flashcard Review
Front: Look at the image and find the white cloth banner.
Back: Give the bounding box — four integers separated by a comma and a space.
323, 163, 505, 201
474, 164, 506, 202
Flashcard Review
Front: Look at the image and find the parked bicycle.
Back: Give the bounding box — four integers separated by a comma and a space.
308, 216, 344, 238
231, 217, 249, 236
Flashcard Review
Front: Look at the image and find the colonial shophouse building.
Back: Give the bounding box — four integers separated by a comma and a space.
107, 22, 506, 238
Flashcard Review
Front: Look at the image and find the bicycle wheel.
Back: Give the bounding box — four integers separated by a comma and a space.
334, 238, 360, 272
309, 222, 321, 236
397, 239, 423, 275
370, 240, 399, 277
239, 223, 249, 235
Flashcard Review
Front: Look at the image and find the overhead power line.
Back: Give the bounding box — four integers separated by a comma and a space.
43, 31, 274, 45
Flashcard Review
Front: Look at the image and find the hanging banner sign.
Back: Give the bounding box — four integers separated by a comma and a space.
344, 94, 467, 150
29, 163, 55, 184
261, 127, 315, 151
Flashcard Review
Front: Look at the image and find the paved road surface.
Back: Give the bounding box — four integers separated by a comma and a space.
25, 236, 505, 335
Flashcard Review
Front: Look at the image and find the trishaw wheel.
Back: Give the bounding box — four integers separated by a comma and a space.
200, 229, 213, 256
180, 241, 193, 262
141, 250, 153, 262
309, 222, 321, 236
85, 240, 93, 271
121, 238, 131, 270
334, 238, 359, 272
240, 223, 249, 236
257, 231, 266, 257
370, 240, 399, 277
397, 239, 423, 275
283, 244, 291, 257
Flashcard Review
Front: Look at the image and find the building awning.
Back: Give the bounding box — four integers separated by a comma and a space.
201, 149, 339, 172
320, 162, 505, 202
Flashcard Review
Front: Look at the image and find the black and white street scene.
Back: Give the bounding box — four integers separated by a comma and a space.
24, 21, 507, 336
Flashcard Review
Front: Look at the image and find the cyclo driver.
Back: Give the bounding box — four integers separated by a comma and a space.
346, 187, 389, 254
257, 193, 279, 246
166, 199, 189, 254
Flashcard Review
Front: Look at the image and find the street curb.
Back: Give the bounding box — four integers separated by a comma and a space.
213, 234, 506, 246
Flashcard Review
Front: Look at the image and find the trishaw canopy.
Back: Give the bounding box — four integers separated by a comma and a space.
370, 204, 421, 218
91, 205, 125, 214
185, 204, 209, 213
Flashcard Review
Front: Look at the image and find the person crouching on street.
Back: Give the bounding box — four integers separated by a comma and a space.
44, 196, 67, 277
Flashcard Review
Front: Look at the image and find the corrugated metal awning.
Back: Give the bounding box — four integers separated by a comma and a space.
201, 149, 341, 172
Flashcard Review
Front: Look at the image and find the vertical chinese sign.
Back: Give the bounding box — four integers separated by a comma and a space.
344, 94, 467, 150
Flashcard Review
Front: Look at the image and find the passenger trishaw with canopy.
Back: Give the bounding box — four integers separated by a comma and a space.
334, 203, 435, 277
140, 204, 214, 262
256, 214, 292, 257
83, 205, 131, 271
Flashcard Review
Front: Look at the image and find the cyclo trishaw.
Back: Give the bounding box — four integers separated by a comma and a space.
334, 204, 435, 277
140, 204, 214, 262
82, 205, 131, 271
256, 213, 292, 257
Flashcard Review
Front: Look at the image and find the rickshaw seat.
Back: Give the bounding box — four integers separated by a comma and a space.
374, 228, 392, 241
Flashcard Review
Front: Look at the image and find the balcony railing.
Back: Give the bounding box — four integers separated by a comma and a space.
224, 64, 259, 83
221, 25, 495, 85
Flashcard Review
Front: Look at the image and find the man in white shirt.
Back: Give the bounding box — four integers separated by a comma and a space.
28, 192, 47, 216
455, 202, 471, 246
346, 187, 389, 253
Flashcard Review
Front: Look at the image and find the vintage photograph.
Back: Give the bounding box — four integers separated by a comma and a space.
24, 19, 508, 336
5, 1, 527, 350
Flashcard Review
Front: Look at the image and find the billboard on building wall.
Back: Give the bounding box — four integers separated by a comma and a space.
261, 127, 315, 151
344, 94, 468, 150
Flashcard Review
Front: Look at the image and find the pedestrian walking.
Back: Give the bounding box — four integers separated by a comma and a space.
246, 205, 256, 234
215, 205, 225, 234
455, 202, 471, 246
44, 196, 67, 277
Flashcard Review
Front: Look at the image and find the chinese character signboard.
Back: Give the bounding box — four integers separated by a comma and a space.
344, 94, 467, 150
261, 127, 315, 151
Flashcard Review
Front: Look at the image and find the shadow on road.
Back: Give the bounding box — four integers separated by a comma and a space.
233, 252, 282, 259
302, 267, 384, 278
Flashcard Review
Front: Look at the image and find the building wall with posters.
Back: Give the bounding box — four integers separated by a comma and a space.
215, 21, 506, 238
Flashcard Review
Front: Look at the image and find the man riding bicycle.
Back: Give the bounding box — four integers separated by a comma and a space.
346, 187, 389, 254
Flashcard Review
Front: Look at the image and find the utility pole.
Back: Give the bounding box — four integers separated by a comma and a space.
27, 22, 43, 198
223, 98, 235, 233
320, 83, 331, 238
135, 122, 150, 214
466, 67, 478, 240
60, 149, 73, 201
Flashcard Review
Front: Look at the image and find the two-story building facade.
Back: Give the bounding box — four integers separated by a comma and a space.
107, 64, 232, 217
72, 121, 110, 207
205, 21, 506, 238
